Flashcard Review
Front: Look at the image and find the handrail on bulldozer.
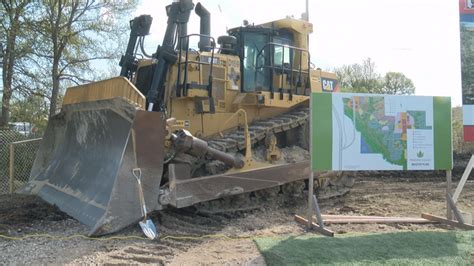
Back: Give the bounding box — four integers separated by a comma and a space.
219, 109, 252, 166
176, 33, 216, 98
255, 42, 312, 99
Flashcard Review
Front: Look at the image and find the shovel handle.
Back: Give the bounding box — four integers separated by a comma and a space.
132, 168, 148, 220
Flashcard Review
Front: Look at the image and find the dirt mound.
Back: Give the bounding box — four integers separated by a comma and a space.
0, 194, 68, 227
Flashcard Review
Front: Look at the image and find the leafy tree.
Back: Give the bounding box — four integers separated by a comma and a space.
29, 0, 138, 118
334, 58, 381, 93
0, 0, 35, 128
334, 58, 415, 95
379, 72, 415, 95
2, 0, 136, 127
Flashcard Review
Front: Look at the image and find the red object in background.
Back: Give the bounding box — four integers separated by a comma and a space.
460, 0, 474, 14
464, 125, 474, 141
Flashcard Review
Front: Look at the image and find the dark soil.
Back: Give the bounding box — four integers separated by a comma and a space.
0, 194, 68, 229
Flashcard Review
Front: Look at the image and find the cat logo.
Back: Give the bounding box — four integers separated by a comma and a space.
321, 78, 340, 92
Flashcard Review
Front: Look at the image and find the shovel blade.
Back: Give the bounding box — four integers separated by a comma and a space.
139, 219, 158, 240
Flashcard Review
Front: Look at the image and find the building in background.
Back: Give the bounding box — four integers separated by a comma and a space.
460, 0, 474, 140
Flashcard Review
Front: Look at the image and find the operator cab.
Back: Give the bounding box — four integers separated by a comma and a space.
225, 18, 313, 97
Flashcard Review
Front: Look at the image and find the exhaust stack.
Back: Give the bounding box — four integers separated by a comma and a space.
195, 2, 211, 52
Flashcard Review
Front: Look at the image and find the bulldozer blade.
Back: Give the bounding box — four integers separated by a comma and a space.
18, 98, 166, 236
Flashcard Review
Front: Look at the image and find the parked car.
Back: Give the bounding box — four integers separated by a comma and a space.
9, 122, 36, 136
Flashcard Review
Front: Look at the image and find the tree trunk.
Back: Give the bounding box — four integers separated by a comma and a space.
49, 65, 60, 118
1, 24, 18, 128
1, 56, 12, 127
48, 1, 62, 119
0, 89, 12, 128
0, 1, 30, 128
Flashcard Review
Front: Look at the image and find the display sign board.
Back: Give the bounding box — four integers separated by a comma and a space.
460, 0, 474, 141
311, 93, 452, 171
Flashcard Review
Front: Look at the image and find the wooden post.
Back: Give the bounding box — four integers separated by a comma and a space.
9, 144, 14, 194
307, 171, 314, 229
307, 93, 314, 230
6, 138, 41, 194
446, 170, 452, 220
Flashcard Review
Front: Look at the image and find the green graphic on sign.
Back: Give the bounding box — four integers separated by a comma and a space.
311, 93, 452, 171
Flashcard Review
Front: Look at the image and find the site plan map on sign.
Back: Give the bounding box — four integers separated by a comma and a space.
311, 93, 452, 171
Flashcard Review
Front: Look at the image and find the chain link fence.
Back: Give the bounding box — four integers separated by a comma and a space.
0, 130, 42, 194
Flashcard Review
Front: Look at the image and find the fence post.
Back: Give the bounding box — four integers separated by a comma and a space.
9, 144, 14, 194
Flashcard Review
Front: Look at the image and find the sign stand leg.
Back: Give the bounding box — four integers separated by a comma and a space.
295, 171, 333, 236
299, 94, 333, 236
422, 167, 473, 229
452, 154, 474, 203
446, 170, 452, 220
307, 171, 314, 229
447, 192, 465, 224
312, 194, 324, 228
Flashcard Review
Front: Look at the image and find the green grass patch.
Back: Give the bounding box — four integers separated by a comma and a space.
254, 231, 473, 265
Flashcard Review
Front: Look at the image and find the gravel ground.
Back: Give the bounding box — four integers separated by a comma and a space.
0, 174, 473, 264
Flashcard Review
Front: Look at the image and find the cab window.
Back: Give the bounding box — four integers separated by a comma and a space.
273, 34, 293, 67
242, 32, 269, 92
274, 46, 290, 66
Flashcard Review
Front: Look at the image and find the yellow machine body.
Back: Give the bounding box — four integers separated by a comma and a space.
24, 6, 343, 236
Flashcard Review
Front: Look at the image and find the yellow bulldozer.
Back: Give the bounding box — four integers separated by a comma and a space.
20, 0, 344, 236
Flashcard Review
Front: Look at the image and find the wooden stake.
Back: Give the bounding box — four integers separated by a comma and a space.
322, 217, 436, 224
322, 215, 410, 219
295, 215, 334, 237
421, 213, 474, 230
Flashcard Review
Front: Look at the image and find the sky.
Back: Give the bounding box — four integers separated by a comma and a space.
134, 0, 462, 106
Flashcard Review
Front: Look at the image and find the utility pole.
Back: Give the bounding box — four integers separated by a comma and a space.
301, 0, 309, 21
305, 0, 309, 21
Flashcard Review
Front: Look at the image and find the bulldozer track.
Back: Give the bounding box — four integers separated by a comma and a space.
190, 106, 354, 213
181, 106, 314, 213
207, 107, 310, 152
